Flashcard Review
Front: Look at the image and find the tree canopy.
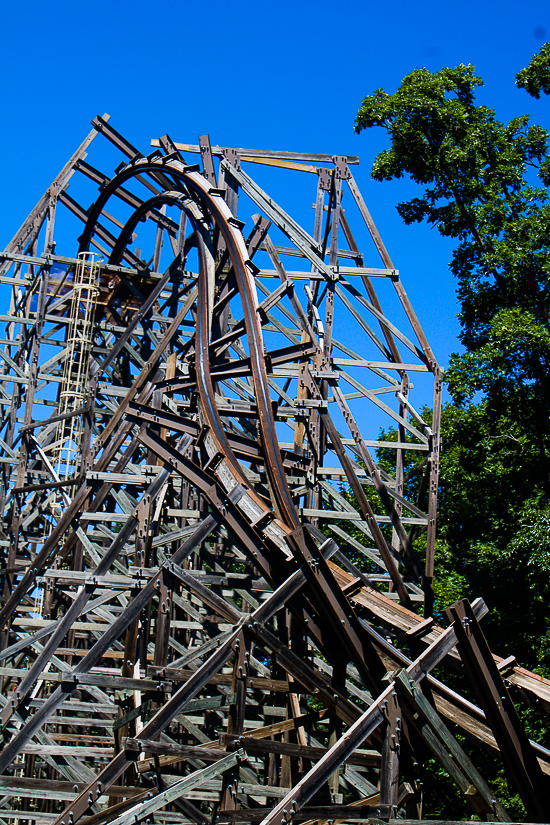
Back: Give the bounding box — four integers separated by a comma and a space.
354, 45, 550, 816
355, 55, 550, 443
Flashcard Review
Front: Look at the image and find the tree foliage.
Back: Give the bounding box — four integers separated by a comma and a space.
354, 46, 550, 817
355, 55, 550, 448
355, 42, 550, 652
516, 42, 550, 99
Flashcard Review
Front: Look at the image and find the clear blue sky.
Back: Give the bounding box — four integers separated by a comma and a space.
0, 0, 548, 379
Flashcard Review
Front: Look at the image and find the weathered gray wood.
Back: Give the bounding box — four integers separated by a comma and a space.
397, 670, 511, 821
108, 751, 246, 825
150, 138, 359, 164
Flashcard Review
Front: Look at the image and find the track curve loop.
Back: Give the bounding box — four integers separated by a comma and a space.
80, 157, 300, 556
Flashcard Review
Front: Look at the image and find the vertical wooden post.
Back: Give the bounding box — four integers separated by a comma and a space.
379, 682, 401, 815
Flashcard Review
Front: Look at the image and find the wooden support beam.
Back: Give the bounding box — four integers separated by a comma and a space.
446, 599, 550, 820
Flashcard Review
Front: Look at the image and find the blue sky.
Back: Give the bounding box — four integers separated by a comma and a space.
0, 0, 548, 379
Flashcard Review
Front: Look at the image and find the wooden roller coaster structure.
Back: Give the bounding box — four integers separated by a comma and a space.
0, 116, 549, 824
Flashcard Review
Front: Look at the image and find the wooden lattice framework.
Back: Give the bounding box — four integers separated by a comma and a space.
0, 116, 549, 824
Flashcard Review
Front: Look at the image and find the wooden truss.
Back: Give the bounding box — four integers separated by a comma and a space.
0, 116, 549, 824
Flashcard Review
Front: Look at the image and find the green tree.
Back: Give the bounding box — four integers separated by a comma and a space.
354, 45, 550, 670
354, 49, 550, 816
355, 55, 550, 469
517, 42, 550, 99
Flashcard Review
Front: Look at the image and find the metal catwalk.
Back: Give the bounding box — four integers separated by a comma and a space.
0, 117, 548, 824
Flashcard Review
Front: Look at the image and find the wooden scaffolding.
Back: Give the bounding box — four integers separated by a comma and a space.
0, 116, 548, 824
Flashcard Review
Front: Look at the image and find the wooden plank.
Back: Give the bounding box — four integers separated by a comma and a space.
218, 733, 381, 766
150, 138, 359, 164
216, 805, 392, 822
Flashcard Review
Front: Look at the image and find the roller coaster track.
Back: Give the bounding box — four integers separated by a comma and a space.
0, 118, 549, 823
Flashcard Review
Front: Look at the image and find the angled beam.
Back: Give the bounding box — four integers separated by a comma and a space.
446, 599, 550, 820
